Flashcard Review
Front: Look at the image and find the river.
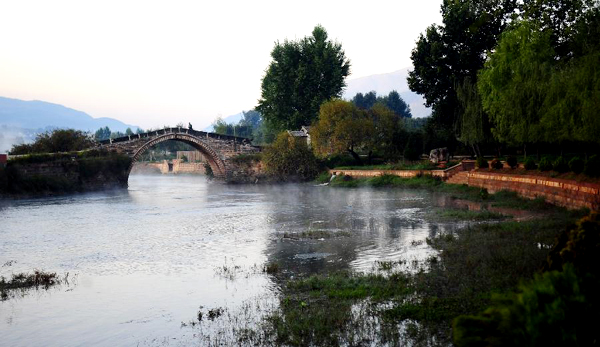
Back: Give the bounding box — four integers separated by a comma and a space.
0, 174, 466, 346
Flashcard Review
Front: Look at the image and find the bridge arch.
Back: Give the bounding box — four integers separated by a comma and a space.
128, 133, 228, 178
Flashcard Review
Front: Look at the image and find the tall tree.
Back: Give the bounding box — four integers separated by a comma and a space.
257, 25, 351, 131
350, 91, 412, 118
311, 99, 373, 165
408, 0, 517, 131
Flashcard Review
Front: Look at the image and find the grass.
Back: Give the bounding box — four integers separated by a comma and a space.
435, 209, 508, 221
282, 229, 351, 240
333, 160, 460, 171
0, 270, 64, 301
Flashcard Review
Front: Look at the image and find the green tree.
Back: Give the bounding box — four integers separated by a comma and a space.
311, 99, 373, 165
262, 132, 319, 181
94, 126, 111, 141
369, 103, 407, 160
408, 0, 517, 131
478, 21, 553, 151
351, 91, 412, 118
456, 76, 489, 157
257, 25, 351, 131
125, 128, 134, 136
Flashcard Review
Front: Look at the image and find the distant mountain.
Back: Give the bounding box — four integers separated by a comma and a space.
203, 112, 244, 132
0, 96, 139, 133
343, 67, 431, 118
0, 96, 140, 152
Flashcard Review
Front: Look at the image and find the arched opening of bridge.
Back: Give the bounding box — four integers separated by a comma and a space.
127, 133, 227, 181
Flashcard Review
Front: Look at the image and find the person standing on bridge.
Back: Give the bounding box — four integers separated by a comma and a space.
188, 122, 193, 130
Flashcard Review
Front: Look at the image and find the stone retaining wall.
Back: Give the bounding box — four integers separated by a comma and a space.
464, 172, 600, 210
328, 162, 599, 210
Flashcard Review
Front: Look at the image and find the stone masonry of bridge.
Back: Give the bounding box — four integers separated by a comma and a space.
98, 127, 261, 181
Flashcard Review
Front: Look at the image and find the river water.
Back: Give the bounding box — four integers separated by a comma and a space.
0, 175, 465, 346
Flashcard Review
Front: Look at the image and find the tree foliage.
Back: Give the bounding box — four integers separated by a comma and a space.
257, 25, 351, 131
478, 4, 600, 147
408, 0, 517, 131
262, 132, 319, 181
10, 129, 93, 155
311, 99, 373, 165
478, 21, 553, 146
351, 90, 412, 118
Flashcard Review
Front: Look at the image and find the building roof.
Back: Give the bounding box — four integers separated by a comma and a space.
287, 130, 308, 137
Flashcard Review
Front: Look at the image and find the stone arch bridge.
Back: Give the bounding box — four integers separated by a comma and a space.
98, 127, 261, 181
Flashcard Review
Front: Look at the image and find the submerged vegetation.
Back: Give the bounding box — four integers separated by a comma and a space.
0, 270, 67, 301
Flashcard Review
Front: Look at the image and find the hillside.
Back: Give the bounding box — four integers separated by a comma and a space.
0, 96, 139, 152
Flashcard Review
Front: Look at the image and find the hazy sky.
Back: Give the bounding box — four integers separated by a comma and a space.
0, 0, 442, 129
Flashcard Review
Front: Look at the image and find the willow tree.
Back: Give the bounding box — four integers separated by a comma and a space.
478, 21, 554, 156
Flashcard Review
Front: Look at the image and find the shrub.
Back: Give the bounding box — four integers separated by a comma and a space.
476, 157, 488, 169
262, 132, 319, 181
9, 129, 93, 155
553, 156, 569, 173
524, 157, 537, 170
584, 155, 600, 177
490, 158, 503, 169
568, 157, 584, 174
506, 156, 518, 169
538, 157, 553, 171
315, 171, 332, 184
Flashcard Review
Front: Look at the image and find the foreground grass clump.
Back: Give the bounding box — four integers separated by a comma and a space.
0, 270, 62, 301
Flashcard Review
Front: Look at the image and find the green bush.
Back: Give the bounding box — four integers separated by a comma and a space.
476, 157, 488, 169
315, 171, 332, 184
538, 157, 553, 171
490, 158, 503, 169
454, 212, 600, 347
524, 157, 537, 170
322, 154, 357, 169
506, 156, 518, 169
568, 157, 584, 174
553, 156, 569, 173
584, 155, 600, 177
263, 132, 319, 181
453, 264, 596, 347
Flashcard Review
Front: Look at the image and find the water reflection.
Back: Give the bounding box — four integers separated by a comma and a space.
1, 175, 468, 346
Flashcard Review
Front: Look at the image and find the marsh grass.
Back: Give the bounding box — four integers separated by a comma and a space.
435, 208, 507, 221
0, 270, 67, 301
282, 229, 351, 240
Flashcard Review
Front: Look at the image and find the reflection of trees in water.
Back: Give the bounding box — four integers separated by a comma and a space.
261, 186, 449, 276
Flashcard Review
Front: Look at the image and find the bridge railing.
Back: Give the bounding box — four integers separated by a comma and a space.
97, 127, 253, 145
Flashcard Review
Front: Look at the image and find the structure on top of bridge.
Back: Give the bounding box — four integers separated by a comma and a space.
98, 127, 260, 180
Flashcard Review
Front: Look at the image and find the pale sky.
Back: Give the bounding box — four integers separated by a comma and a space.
0, 0, 442, 129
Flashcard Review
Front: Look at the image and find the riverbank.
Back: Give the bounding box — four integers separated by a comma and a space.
233, 187, 590, 345
0, 150, 131, 197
